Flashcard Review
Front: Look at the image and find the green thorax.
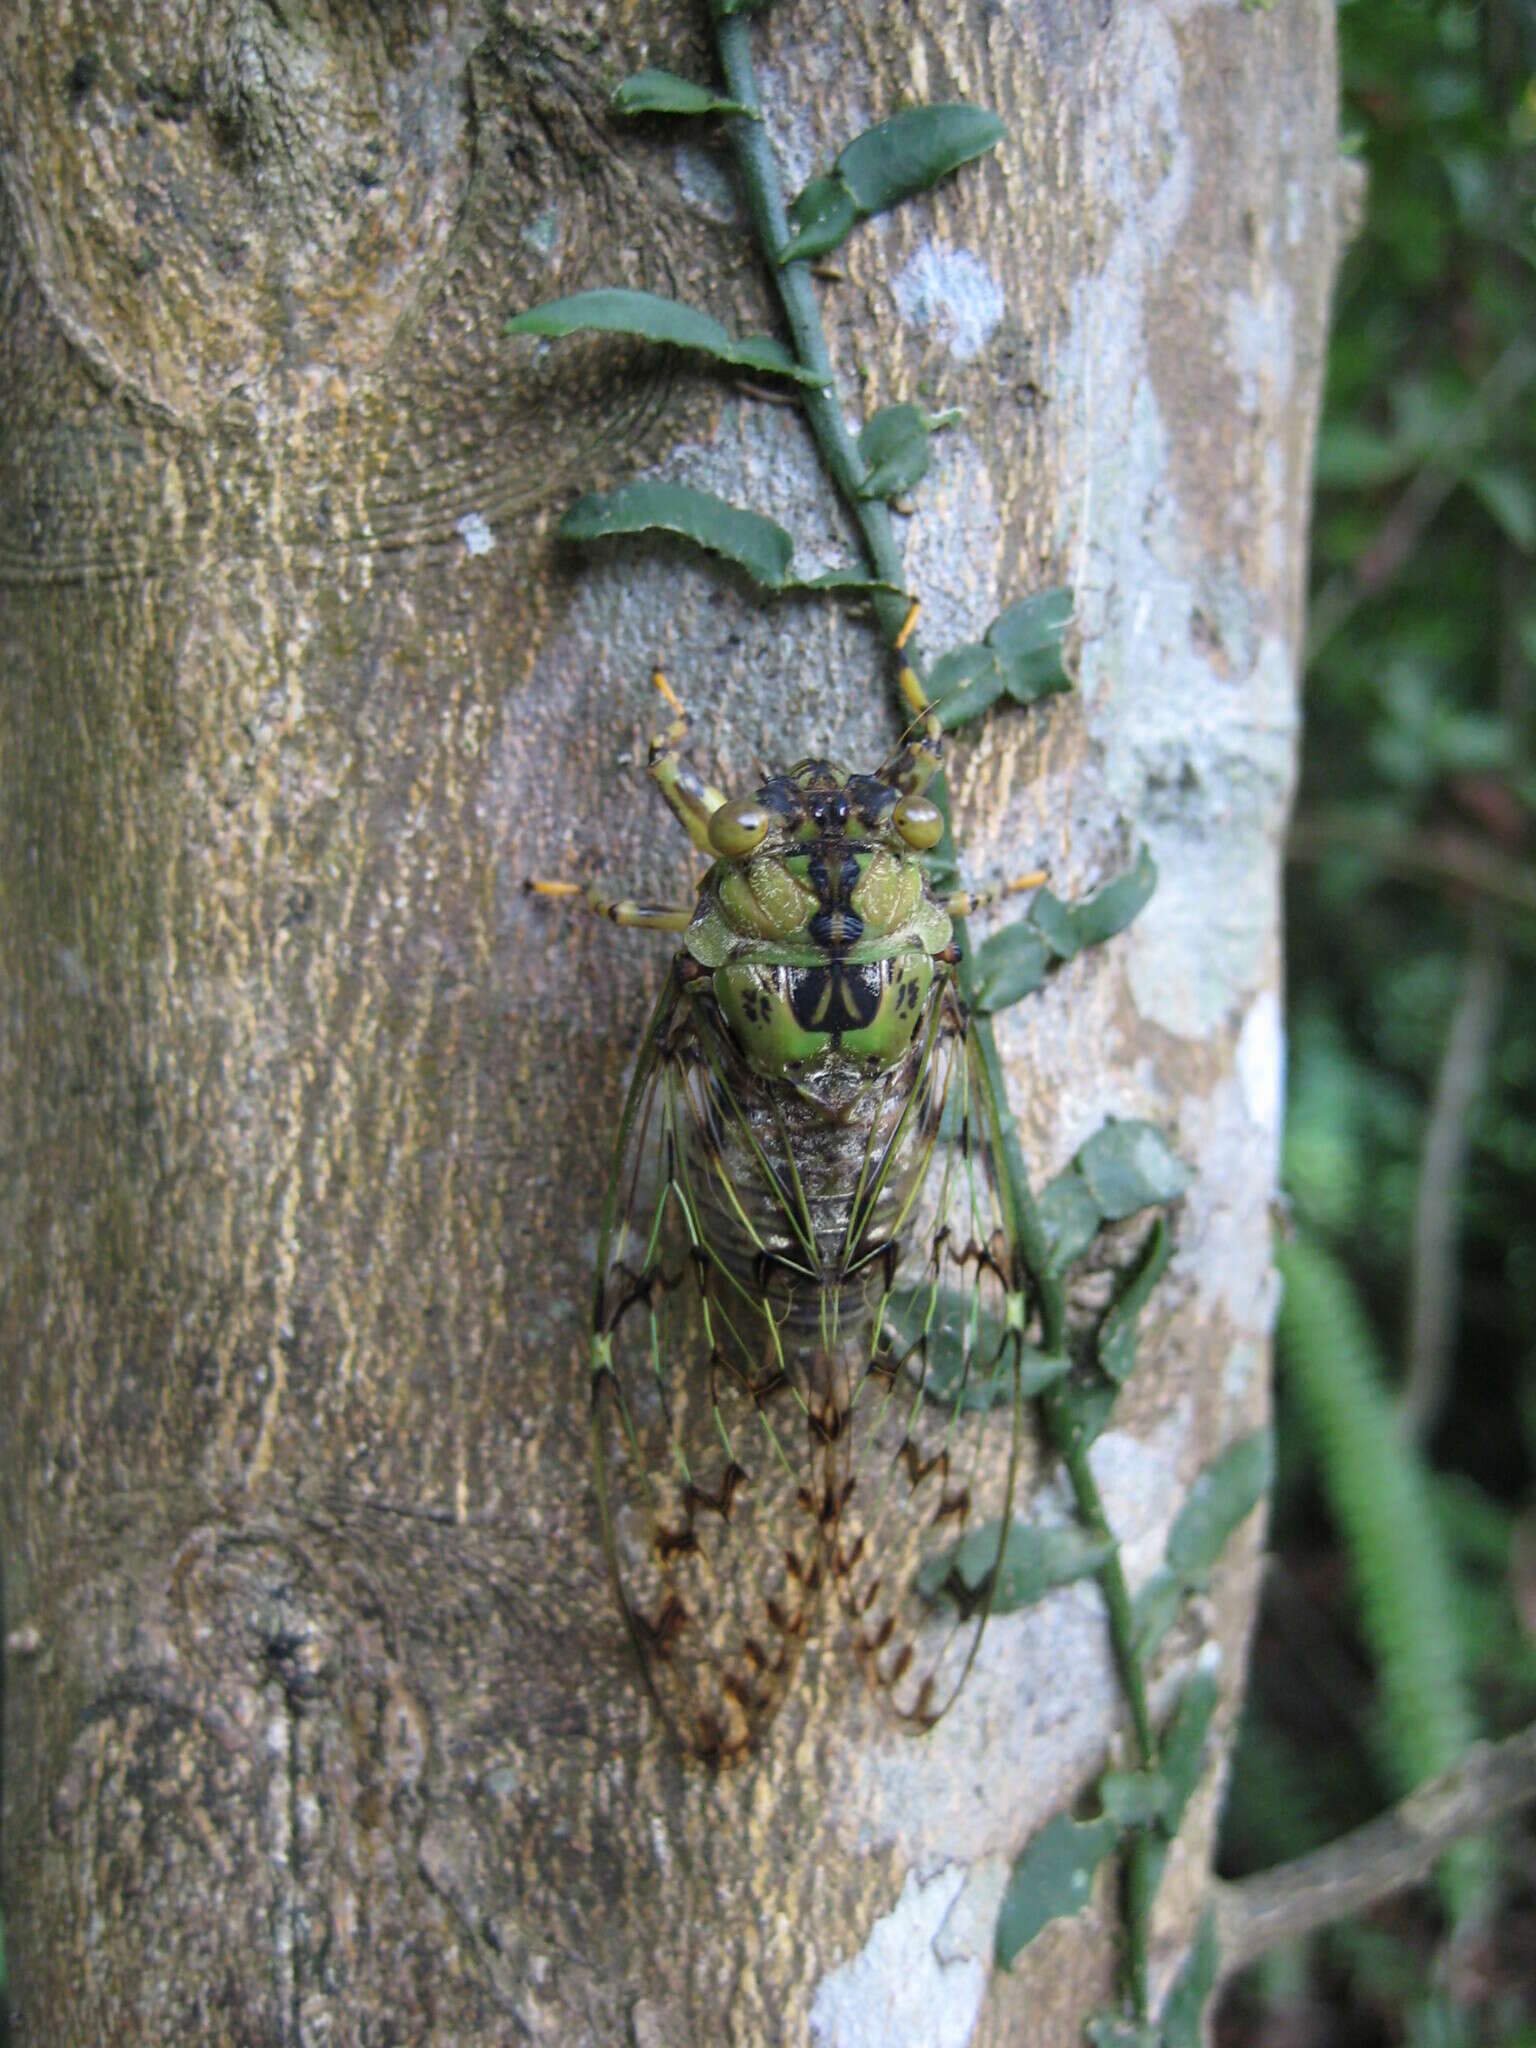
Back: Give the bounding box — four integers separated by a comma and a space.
681, 759, 952, 1078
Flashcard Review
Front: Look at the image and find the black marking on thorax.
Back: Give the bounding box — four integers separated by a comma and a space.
805, 841, 865, 957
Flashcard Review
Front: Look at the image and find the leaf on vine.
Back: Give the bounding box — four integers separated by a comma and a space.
780, 103, 1005, 262
931, 643, 1005, 730
610, 69, 756, 118
835, 104, 1007, 213
856, 402, 932, 498
781, 177, 861, 263
505, 289, 826, 387
1071, 847, 1158, 947
1078, 1122, 1192, 1222
986, 587, 1073, 702
1159, 1665, 1221, 1830
559, 482, 892, 595
972, 921, 1051, 1013
1097, 1765, 1172, 1831
1037, 1168, 1103, 1275
1158, 1906, 1219, 2048
1165, 1429, 1274, 1579
996, 1813, 1119, 1967
1097, 1219, 1172, 1385
919, 1520, 1111, 1616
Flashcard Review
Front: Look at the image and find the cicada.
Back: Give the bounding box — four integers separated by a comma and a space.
532, 669, 1043, 1762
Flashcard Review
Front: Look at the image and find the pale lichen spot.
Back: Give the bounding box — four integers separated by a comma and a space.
892, 244, 1004, 364
455, 511, 495, 557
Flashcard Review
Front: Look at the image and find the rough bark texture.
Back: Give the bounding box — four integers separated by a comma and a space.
0, 2, 1337, 2042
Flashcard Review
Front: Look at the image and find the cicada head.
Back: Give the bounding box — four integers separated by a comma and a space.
682, 757, 954, 1080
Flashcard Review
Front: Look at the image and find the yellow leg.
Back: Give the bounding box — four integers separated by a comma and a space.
942, 869, 1047, 918
646, 672, 728, 853
524, 879, 694, 933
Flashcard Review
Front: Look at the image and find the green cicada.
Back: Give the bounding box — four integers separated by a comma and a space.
533, 668, 1044, 1762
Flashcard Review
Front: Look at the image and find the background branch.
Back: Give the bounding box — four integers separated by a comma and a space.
1212, 1719, 1536, 1977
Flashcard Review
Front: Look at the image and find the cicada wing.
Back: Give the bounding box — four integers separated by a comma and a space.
590, 974, 829, 1763
833, 986, 1026, 1731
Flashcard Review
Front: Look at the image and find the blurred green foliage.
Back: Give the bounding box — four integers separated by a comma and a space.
1222, 1, 1536, 2042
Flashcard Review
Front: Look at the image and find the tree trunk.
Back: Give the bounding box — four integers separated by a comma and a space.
0, 3, 1338, 2042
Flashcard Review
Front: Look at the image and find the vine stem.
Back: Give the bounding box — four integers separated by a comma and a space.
711, 4, 1160, 2018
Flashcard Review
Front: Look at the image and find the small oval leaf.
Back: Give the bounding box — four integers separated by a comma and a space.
1078, 1120, 1192, 1221
1098, 1218, 1172, 1384
987, 586, 1074, 700
1071, 846, 1158, 947
1159, 1906, 1219, 2048
856, 402, 932, 498
931, 644, 1005, 731
506, 288, 825, 386
611, 69, 755, 118
1026, 889, 1080, 961
1097, 1766, 1172, 1831
1160, 1666, 1221, 1827
834, 104, 1006, 215
920, 1521, 1114, 1615
1165, 1428, 1274, 1577
973, 921, 1051, 1013
779, 175, 860, 263
1038, 1169, 1102, 1274
561, 483, 795, 588
996, 1813, 1118, 1968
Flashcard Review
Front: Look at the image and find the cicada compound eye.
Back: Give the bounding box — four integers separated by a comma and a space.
891, 794, 943, 851
707, 797, 772, 858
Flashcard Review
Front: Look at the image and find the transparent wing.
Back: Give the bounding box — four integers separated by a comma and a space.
832, 985, 1027, 1731
590, 969, 833, 1764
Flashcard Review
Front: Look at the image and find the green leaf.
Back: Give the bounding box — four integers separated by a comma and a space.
996, 1813, 1118, 1967
1078, 1121, 1192, 1221
972, 922, 1051, 1013
1467, 457, 1536, 551
1098, 1219, 1171, 1384
1158, 1906, 1219, 2048
1160, 1667, 1221, 1829
610, 69, 755, 118
562, 483, 793, 586
1129, 1567, 1186, 1660
1027, 889, 1081, 961
931, 644, 1005, 730
1071, 848, 1158, 947
918, 1520, 1112, 1615
834, 105, 1006, 215
1047, 1371, 1120, 1452
986, 587, 1074, 702
559, 484, 895, 597
505, 289, 825, 387
779, 176, 861, 263
885, 1287, 1007, 1408
1038, 1169, 1102, 1274
1097, 1766, 1171, 1831
1165, 1428, 1274, 1577
856, 403, 932, 498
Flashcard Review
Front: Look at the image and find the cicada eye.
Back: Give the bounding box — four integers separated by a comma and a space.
891, 794, 943, 851
708, 798, 772, 858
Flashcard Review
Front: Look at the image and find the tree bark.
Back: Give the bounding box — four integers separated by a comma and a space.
0, 2, 1338, 2042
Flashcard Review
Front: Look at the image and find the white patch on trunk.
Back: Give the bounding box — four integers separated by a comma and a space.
809, 1858, 1008, 2048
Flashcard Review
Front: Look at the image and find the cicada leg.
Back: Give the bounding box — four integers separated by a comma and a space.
645, 671, 728, 852
941, 869, 1048, 918
522, 879, 694, 932
525, 671, 728, 925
